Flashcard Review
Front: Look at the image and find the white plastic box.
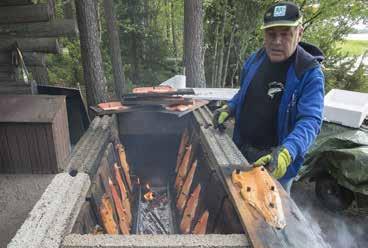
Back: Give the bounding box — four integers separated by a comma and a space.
324, 89, 368, 128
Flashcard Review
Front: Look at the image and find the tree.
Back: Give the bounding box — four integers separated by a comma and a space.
103, 0, 126, 98
184, 0, 206, 88
75, 0, 108, 108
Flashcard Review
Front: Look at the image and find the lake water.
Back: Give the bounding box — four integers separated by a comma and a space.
345, 33, 368, 41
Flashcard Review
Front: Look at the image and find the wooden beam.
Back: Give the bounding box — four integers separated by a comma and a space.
0, 4, 52, 24
0, 19, 78, 38
0, 38, 60, 53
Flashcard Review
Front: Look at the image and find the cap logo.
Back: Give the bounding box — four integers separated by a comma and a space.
274, 5, 286, 17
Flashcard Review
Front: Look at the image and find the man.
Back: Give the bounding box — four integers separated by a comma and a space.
213, 2, 324, 194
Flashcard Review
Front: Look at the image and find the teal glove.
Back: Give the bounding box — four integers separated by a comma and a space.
212, 104, 231, 129
254, 147, 292, 179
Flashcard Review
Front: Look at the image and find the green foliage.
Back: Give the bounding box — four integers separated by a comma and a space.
47, 38, 83, 87
337, 40, 368, 56
46, 0, 367, 96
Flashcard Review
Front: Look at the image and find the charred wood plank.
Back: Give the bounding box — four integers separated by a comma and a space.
0, 19, 78, 38
0, 38, 60, 53
193, 106, 329, 248
0, 4, 52, 24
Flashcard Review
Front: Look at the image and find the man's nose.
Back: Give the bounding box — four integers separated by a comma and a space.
274, 35, 282, 44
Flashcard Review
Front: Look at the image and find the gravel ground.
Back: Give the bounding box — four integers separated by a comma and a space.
292, 180, 368, 248
0, 174, 55, 247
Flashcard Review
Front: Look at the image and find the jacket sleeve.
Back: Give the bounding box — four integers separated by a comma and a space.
282, 68, 325, 161
227, 53, 256, 115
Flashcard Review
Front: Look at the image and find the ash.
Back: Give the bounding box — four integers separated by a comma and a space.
138, 186, 173, 234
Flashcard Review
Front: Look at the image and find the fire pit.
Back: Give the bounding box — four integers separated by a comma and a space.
9, 107, 329, 248
68, 110, 244, 237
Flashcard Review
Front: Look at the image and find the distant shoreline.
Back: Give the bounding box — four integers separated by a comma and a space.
345, 33, 368, 41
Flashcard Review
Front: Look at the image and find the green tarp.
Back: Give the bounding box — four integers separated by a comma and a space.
298, 122, 368, 195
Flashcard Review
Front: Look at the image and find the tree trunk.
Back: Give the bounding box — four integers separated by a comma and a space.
170, 0, 178, 59
63, 0, 75, 19
184, 0, 205, 88
75, 0, 108, 108
103, 0, 126, 98
216, 5, 227, 88
211, 22, 219, 87
222, 25, 235, 87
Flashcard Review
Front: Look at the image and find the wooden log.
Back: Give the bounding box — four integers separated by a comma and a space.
0, 19, 78, 38
0, 38, 60, 53
0, 4, 52, 24
0, 0, 35, 6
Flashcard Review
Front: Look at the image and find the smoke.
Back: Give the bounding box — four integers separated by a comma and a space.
292, 181, 368, 248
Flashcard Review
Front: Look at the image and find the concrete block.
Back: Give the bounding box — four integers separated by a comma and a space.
62, 234, 250, 248
8, 173, 91, 248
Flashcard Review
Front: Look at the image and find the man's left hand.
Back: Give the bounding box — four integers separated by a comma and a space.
254, 148, 292, 179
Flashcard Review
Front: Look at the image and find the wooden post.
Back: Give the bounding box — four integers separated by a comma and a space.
103, 0, 126, 98
75, 0, 108, 109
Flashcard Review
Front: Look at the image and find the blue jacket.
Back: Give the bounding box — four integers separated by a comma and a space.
228, 42, 325, 181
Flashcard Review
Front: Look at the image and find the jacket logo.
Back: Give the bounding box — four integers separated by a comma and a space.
267, 81, 284, 99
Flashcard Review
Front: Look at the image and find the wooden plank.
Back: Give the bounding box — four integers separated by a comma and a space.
15, 125, 32, 173
0, 4, 52, 24
0, 19, 78, 38
0, 38, 60, 53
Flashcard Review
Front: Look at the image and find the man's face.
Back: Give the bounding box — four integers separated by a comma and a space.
264, 26, 303, 62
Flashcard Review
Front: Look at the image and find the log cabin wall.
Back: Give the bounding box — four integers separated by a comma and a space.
0, 0, 77, 94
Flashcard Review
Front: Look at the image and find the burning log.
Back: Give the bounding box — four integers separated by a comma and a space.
180, 184, 201, 234
116, 144, 133, 192
175, 129, 189, 172
113, 163, 132, 226
99, 194, 118, 234
143, 184, 155, 201
192, 210, 209, 234
108, 178, 130, 234
176, 160, 197, 213
175, 144, 192, 192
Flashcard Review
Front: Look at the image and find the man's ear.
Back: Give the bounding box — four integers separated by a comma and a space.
297, 26, 304, 42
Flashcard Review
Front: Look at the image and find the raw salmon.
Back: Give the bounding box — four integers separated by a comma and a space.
180, 184, 201, 234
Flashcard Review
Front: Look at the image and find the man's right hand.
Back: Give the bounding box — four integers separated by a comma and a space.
212, 104, 230, 129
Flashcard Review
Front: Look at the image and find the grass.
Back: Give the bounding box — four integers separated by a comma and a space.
337, 40, 368, 56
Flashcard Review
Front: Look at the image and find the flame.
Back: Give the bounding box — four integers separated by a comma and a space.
144, 191, 155, 201
144, 183, 154, 201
